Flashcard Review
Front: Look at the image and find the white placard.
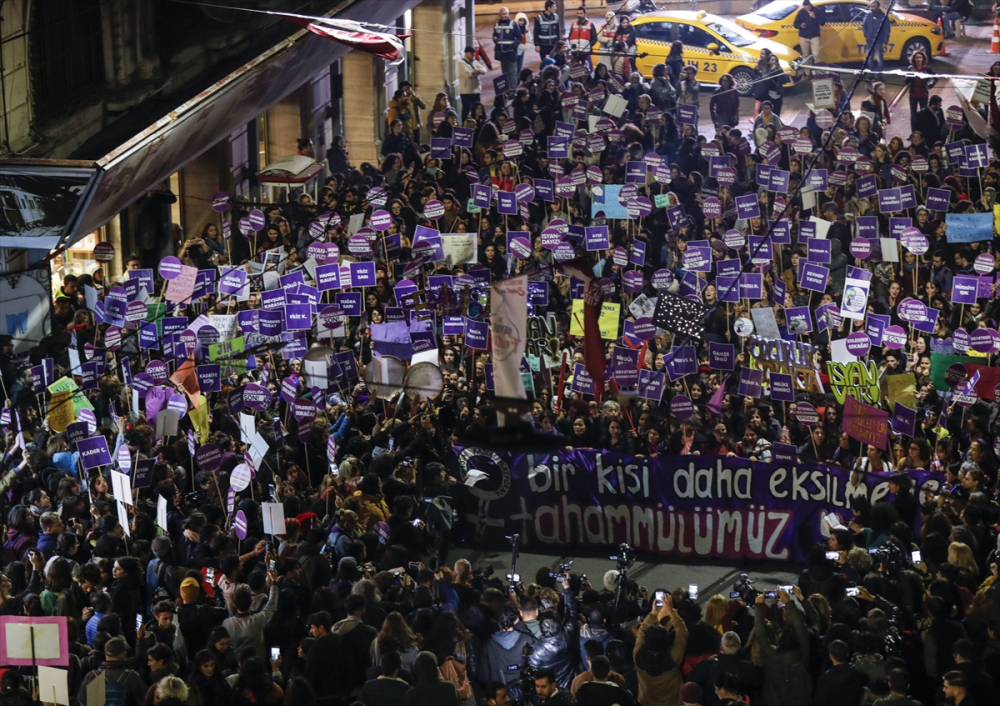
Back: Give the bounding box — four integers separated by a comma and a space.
38, 666, 70, 706
262, 502, 286, 535
156, 495, 168, 532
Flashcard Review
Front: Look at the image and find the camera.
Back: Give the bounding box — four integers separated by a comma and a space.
732, 573, 759, 604
869, 542, 907, 575
610, 543, 635, 571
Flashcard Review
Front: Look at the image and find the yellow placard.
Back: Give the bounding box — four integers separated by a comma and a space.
47, 391, 74, 433
885, 372, 917, 410
46, 376, 95, 417
570, 300, 621, 340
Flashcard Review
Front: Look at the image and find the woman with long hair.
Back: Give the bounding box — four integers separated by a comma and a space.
185, 649, 233, 706
370, 611, 420, 673
710, 75, 740, 129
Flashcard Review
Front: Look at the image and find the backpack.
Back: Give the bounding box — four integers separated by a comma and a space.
93, 668, 138, 706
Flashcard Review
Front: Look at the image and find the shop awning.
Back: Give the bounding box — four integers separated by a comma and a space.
0, 0, 420, 250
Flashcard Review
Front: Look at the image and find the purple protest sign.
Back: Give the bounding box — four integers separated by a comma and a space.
735, 194, 760, 220
737, 368, 763, 398
146, 360, 168, 384
845, 332, 872, 356
849, 238, 872, 259
951, 275, 980, 305
243, 384, 272, 411
78, 436, 112, 469
882, 325, 907, 349
877, 188, 902, 212
670, 394, 694, 420
233, 510, 248, 539
970, 328, 1000, 353
709, 342, 734, 370
159, 256, 182, 280
795, 402, 821, 426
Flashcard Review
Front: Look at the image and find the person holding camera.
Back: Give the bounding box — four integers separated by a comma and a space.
478, 602, 536, 703
634, 593, 688, 706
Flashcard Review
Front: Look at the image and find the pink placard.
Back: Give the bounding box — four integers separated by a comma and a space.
0, 616, 69, 666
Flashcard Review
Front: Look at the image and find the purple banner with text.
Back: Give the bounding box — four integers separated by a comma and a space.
456, 449, 943, 562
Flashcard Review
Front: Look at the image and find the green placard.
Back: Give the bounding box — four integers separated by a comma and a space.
654, 193, 670, 208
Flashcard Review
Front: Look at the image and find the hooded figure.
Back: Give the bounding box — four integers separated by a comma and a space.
147, 535, 180, 606
405, 651, 461, 706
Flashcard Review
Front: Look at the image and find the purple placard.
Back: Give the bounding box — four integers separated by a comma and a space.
735, 194, 760, 220
769, 372, 795, 402
738, 368, 763, 398
709, 342, 735, 370
951, 274, 980, 304
739, 273, 763, 300
78, 436, 112, 469
625, 161, 646, 184
465, 319, 488, 350
877, 188, 901, 212
612, 347, 640, 388
800, 262, 829, 292
584, 225, 610, 251
890, 403, 917, 437
786, 306, 812, 334
925, 187, 950, 212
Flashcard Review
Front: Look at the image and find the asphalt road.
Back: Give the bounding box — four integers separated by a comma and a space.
473, 11, 990, 141
447, 544, 802, 607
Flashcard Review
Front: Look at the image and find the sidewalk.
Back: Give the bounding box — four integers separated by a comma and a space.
472, 12, 990, 142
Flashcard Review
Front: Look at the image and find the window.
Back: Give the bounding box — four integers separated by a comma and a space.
819, 4, 851, 23
758, 1, 800, 20
843, 3, 870, 22
677, 24, 715, 49
30, 0, 104, 125
635, 22, 673, 42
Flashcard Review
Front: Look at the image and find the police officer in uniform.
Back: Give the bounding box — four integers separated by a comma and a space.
493, 6, 523, 92
533, 0, 560, 61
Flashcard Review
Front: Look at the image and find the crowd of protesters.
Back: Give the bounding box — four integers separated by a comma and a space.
2, 4, 1000, 705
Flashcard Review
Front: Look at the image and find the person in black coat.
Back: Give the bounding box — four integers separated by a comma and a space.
577, 656, 635, 706
814, 640, 868, 706
303, 611, 348, 705
360, 650, 412, 706
887, 473, 920, 527
913, 96, 946, 144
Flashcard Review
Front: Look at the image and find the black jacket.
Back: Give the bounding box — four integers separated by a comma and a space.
360, 677, 411, 706
814, 663, 869, 706
577, 680, 636, 706
913, 106, 945, 143
305, 632, 348, 702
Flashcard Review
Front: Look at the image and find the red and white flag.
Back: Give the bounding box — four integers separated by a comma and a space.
278, 14, 407, 64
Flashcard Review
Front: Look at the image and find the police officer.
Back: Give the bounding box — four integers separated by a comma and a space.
493, 6, 523, 93
533, 0, 560, 61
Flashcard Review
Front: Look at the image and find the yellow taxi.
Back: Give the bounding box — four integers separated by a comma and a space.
596, 11, 800, 96
735, 0, 942, 64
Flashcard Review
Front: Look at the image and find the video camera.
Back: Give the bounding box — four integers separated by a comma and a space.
610, 543, 635, 572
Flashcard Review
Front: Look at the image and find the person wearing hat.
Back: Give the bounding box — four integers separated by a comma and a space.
459, 45, 487, 122
78, 636, 149, 706
176, 576, 227, 661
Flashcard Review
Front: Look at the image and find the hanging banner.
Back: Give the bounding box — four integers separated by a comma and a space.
455, 449, 943, 562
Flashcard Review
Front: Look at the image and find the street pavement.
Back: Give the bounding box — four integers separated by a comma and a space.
473, 10, 991, 142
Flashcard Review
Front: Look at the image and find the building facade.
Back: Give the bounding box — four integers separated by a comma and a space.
0, 0, 474, 295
